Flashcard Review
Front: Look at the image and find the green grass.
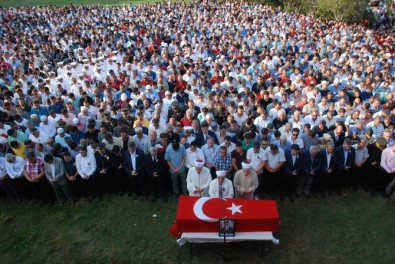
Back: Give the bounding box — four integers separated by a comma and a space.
1, 191, 395, 264
0, 0, 158, 8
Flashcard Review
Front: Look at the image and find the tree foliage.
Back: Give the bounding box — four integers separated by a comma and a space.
277, 0, 370, 22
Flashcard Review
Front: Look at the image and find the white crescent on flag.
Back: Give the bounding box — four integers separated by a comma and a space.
193, 197, 219, 222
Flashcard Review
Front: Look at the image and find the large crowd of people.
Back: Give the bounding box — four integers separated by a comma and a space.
0, 0, 394, 205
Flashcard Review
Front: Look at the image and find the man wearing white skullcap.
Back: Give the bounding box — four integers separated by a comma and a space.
233, 162, 259, 199
208, 170, 234, 198
186, 159, 212, 197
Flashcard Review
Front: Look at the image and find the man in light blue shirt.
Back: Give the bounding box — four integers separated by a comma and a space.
201, 137, 220, 179
165, 142, 187, 197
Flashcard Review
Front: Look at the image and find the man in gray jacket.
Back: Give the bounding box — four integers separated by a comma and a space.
44, 154, 75, 205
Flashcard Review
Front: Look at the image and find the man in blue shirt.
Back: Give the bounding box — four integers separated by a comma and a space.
165, 142, 187, 197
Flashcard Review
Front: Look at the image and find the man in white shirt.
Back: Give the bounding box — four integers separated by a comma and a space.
263, 144, 286, 197
39, 115, 56, 138
246, 142, 266, 199
209, 171, 234, 198
29, 127, 49, 145
185, 141, 205, 170
186, 160, 211, 197
76, 146, 98, 201
0, 156, 20, 201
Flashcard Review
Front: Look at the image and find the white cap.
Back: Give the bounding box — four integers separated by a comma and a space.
72, 118, 79, 125
121, 93, 128, 101
242, 162, 252, 169
216, 171, 226, 177
195, 160, 204, 168
40, 115, 47, 122
57, 128, 64, 134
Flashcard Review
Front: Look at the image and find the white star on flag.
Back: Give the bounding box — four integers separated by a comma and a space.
226, 203, 243, 215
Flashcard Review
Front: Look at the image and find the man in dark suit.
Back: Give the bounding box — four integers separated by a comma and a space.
281, 144, 304, 201
319, 142, 338, 195
287, 41, 299, 56
195, 121, 219, 148
123, 141, 146, 199
145, 146, 168, 202
329, 124, 346, 147
298, 146, 322, 197
334, 138, 355, 194
94, 143, 111, 196
186, 99, 200, 119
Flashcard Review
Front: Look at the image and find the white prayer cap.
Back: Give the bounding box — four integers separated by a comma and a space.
121, 93, 128, 101
57, 128, 64, 134
242, 162, 252, 169
72, 118, 79, 125
81, 106, 88, 111
195, 160, 204, 168
40, 115, 47, 122
216, 171, 226, 177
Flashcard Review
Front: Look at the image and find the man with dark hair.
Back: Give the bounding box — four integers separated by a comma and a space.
23, 151, 50, 202
214, 146, 232, 178
76, 146, 98, 201
334, 138, 355, 194
282, 144, 304, 202
123, 141, 145, 200
263, 144, 286, 197
44, 154, 74, 205
165, 141, 187, 198
319, 142, 338, 195
195, 121, 219, 147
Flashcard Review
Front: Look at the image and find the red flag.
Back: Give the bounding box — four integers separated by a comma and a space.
172, 196, 280, 234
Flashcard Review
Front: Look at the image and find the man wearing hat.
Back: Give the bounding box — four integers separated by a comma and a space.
39, 115, 56, 138
209, 171, 234, 198
55, 128, 72, 149
233, 162, 259, 199
167, 100, 185, 122
186, 159, 212, 197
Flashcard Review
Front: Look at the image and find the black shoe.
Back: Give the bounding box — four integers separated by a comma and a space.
280, 196, 285, 202
289, 196, 295, 202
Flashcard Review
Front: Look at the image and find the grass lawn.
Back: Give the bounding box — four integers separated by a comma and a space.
0, 191, 394, 264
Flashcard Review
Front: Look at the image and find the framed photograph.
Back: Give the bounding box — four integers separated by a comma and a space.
219, 219, 235, 237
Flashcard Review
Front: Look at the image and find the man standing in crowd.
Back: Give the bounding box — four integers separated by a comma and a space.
165, 142, 187, 198
209, 171, 234, 198
76, 146, 98, 201
123, 141, 145, 200
233, 162, 259, 199
186, 160, 211, 197
44, 154, 75, 205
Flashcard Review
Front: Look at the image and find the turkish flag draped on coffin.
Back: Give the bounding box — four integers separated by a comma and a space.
169, 196, 280, 237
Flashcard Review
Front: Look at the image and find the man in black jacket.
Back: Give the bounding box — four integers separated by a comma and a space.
145, 146, 168, 202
